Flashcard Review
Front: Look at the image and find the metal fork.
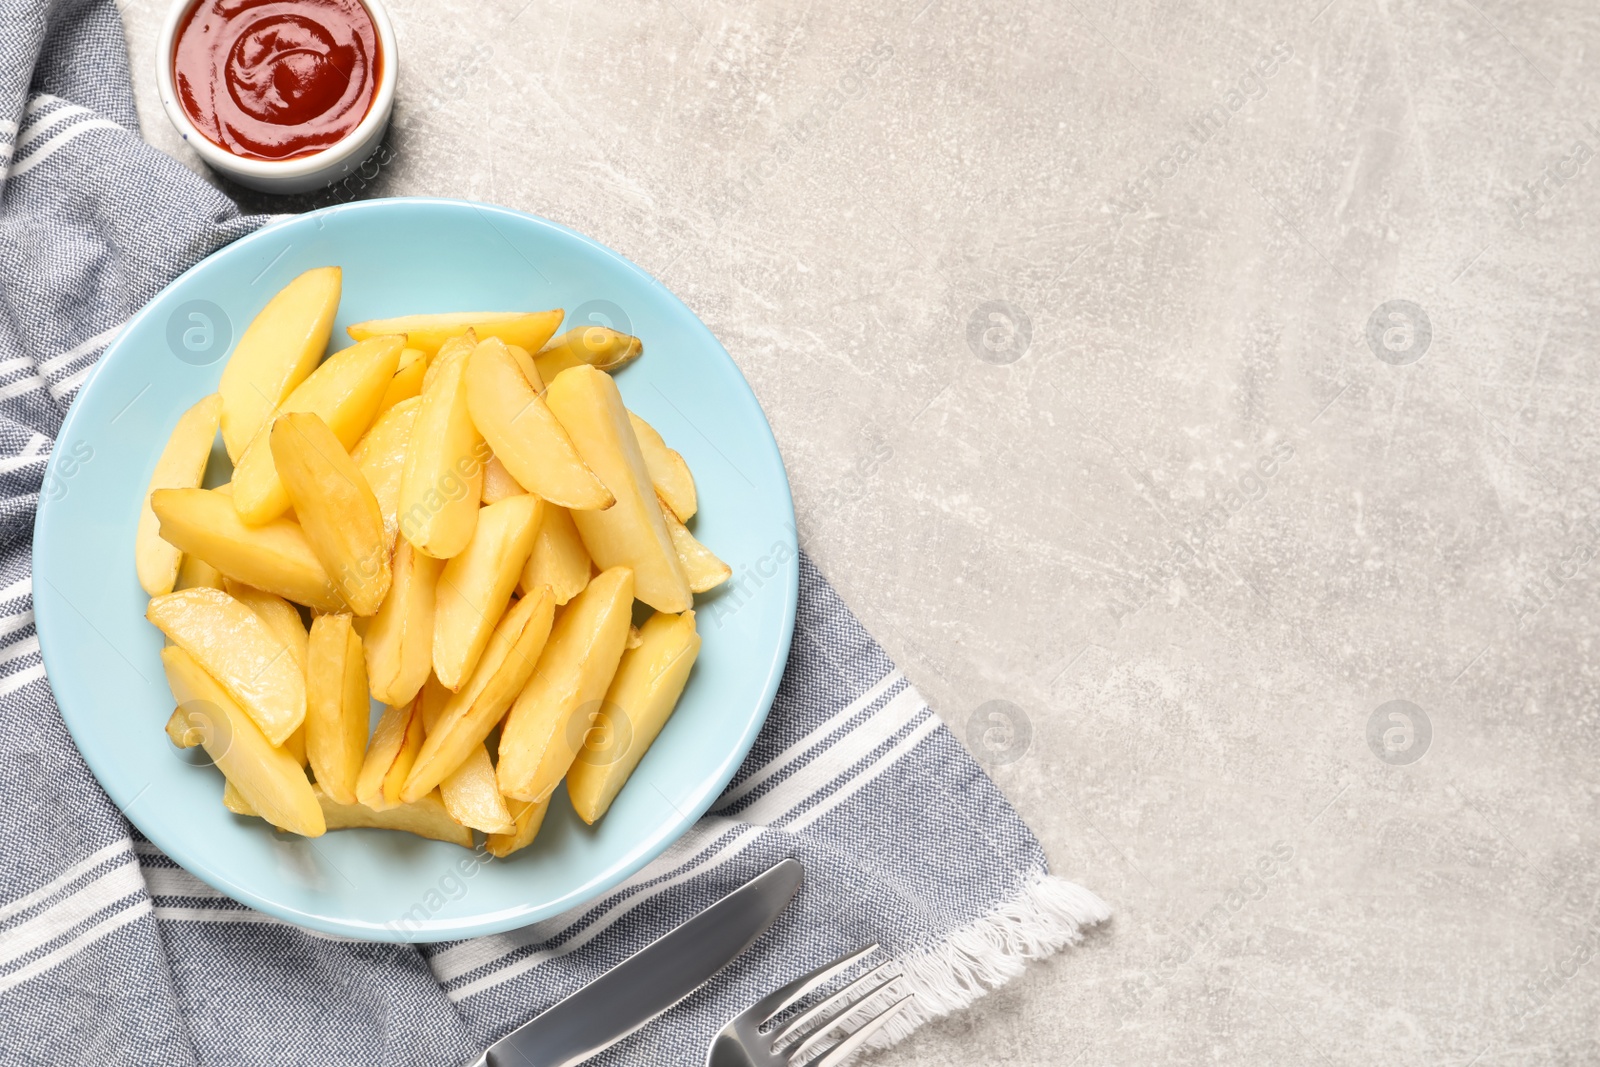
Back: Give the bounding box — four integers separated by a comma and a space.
705, 944, 914, 1067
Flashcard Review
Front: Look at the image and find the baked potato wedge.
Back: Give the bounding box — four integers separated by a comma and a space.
480, 454, 525, 504
162, 646, 323, 836
305, 613, 370, 805
535, 325, 642, 382
433, 494, 542, 689
439, 744, 516, 834
485, 797, 551, 858
315, 786, 473, 847
465, 338, 611, 511
400, 587, 554, 801
351, 396, 420, 550
218, 266, 340, 461
347, 310, 562, 358
566, 610, 700, 824
546, 367, 690, 613
174, 551, 225, 592
222, 780, 256, 816
496, 566, 634, 802
231, 334, 404, 525
270, 412, 391, 615
397, 339, 485, 558
518, 504, 592, 606
136, 394, 222, 596
220, 579, 308, 668
627, 411, 695, 522
658, 494, 729, 593
363, 539, 441, 707
374, 347, 427, 418
147, 587, 306, 746
151, 488, 343, 611
355, 697, 425, 812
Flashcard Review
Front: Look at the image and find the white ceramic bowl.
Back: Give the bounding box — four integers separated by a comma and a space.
154, 0, 398, 195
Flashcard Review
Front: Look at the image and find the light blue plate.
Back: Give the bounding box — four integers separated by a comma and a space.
33, 198, 797, 941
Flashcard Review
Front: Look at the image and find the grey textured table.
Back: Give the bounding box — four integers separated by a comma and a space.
122, 1, 1599, 1063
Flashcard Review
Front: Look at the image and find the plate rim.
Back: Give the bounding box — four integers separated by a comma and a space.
32, 196, 799, 941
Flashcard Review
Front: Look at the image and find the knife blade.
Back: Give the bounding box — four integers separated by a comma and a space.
473, 858, 804, 1067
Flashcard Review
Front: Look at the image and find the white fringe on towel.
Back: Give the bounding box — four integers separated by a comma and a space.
852, 874, 1111, 1055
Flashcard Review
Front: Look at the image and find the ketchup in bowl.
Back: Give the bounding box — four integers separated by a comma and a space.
172, 0, 382, 161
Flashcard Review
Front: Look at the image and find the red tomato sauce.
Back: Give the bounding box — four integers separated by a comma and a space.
173, 0, 381, 162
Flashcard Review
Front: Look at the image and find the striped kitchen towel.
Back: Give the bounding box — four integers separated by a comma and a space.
0, 1, 1109, 1064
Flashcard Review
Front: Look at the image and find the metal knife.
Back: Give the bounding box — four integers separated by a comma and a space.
468, 858, 805, 1067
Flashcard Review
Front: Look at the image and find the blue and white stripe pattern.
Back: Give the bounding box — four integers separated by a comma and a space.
0, 2, 1107, 1063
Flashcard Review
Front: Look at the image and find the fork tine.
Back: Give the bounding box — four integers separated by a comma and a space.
795, 994, 914, 1067
774, 961, 896, 1047
785, 974, 900, 1063
746, 943, 879, 1024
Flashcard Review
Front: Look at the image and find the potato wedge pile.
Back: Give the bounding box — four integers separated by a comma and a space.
141, 267, 721, 853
